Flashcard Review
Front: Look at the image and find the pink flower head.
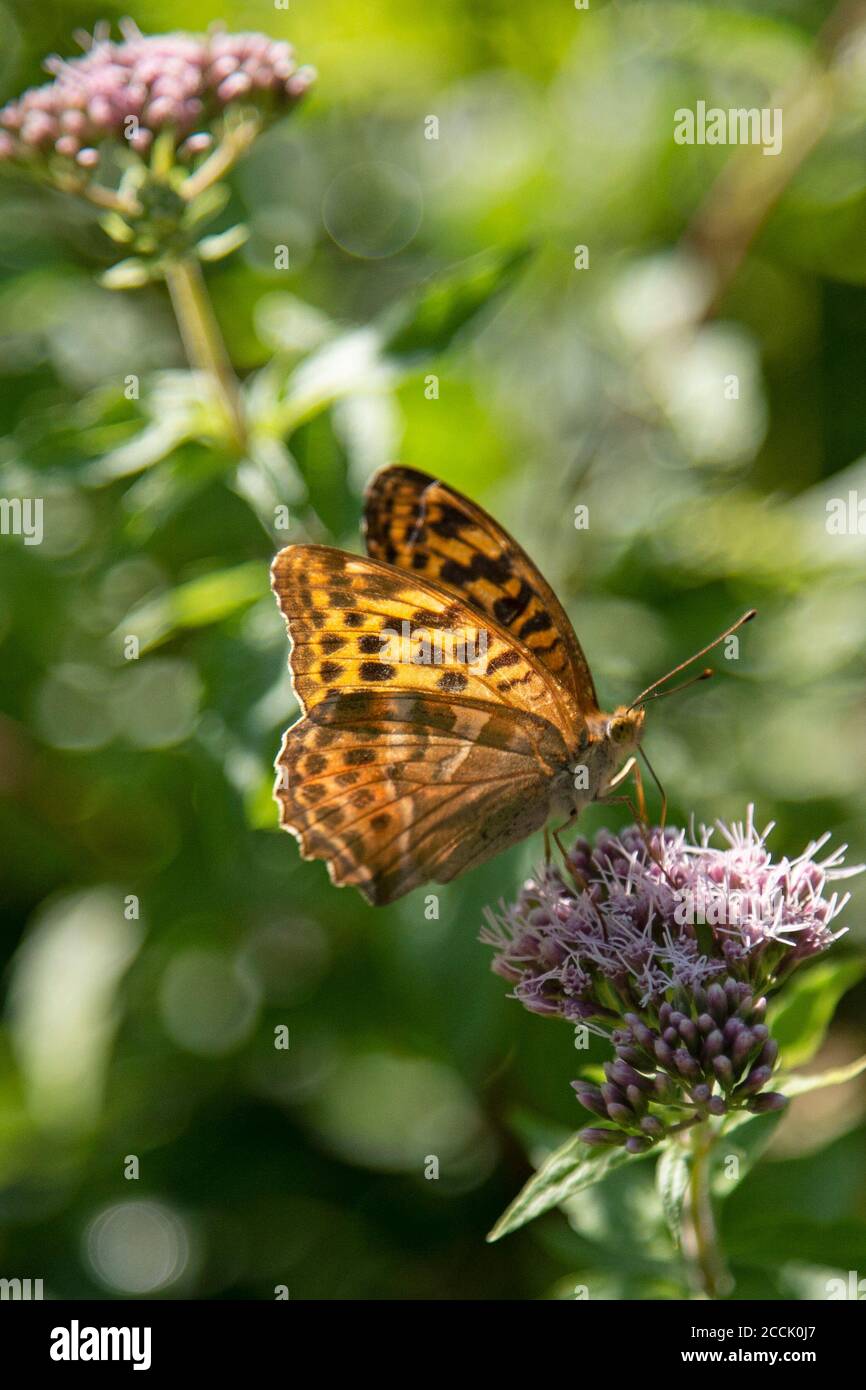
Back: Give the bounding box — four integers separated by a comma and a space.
0, 21, 315, 172
481, 809, 862, 1145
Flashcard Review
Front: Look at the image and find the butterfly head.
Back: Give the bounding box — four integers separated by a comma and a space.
575, 705, 647, 808
605, 705, 646, 754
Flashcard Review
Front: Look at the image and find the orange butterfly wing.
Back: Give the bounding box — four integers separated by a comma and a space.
363, 465, 599, 714
270, 544, 582, 903
273, 692, 571, 904
271, 544, 577, 733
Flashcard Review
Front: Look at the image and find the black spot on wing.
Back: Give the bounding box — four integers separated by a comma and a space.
493, 580, 534, 626
518, 608, 553, 640
437, 670, 468, 693
359, 661, 395, 682
346, 747, 376, 766
485, 649, 520, 674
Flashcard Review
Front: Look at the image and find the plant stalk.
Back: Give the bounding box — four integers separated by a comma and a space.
180, 117, 261, 202
163, 255, 247, 453
682, 1121, 733, 1299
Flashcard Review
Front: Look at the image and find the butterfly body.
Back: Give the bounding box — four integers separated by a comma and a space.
271, 466, 645, 904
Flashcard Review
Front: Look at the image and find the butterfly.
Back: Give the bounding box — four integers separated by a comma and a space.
270, 465, 754, 905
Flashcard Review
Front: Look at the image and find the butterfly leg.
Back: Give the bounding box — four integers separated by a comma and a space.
602, 763, 678, 887
602, 757, 647, 826
633, 758, 648, 826
553, 819, 575, 861
551, 812, 590, 890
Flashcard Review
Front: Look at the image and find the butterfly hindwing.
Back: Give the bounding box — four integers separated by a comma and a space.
274, 692, 571, 904
363, 465, 599, 714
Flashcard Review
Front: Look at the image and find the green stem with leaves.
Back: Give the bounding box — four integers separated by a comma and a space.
163, 255, 247, 454
683, 1121, 732, 1299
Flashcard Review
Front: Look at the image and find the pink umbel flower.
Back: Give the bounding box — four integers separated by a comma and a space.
0, 21, 314, 174
0, 22, 315, 279
481, 809, 861, 1149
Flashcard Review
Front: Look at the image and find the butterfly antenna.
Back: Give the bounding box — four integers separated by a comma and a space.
628, 609, 756, 709
634, 667, 714, 706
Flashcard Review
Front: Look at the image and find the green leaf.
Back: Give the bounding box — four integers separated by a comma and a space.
713, 1054, 866, 1198
714, 1106, 784, 1196
255, 294, 336, 355
486, 1131, 656, 1243
768, 957, 866, 1069
776, 1053, 866, 1099
656, 1144, 690, 1247
380, 246, 530, 360
117, 561, 269, 651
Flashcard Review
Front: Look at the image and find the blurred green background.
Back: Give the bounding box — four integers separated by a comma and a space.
1, 0, 865, 1299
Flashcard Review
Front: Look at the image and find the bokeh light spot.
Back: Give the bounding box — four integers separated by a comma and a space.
322, 162, 422, 258
159, 949, 261, 1057
85, 1200, 190, 1294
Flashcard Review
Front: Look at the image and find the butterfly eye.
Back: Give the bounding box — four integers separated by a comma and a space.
608, 717, 632, 744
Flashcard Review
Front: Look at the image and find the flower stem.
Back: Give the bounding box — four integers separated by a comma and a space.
163, 255, 246, 452
683, 1121, 733, 1299
180, 117, 261, 202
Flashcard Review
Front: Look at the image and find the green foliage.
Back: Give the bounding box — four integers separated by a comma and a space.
0, 0, 865, 1302
769, 958, 866, 1069
487, 1131, 654, 1243
488, 988, 866, 1250
656, 1145, 691, 1248
379, 247, 531, 360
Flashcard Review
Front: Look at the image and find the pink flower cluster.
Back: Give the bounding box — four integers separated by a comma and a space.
481, 810, 862, 1145
482, 810, 859, 1020
0, 22, 314, 170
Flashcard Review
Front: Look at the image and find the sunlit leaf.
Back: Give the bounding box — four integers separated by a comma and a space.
656, 1143, 690, 1247
379, 246, 530, 360
768, 958, 866, 1069
486, 1131, 657, 1242
85, 371, 234, 483
255, 293, 337, 355
714, 1055, 866, 1199
117, 561, 268, 650
776, 1054, 866, 1099
276, 327, 397, 435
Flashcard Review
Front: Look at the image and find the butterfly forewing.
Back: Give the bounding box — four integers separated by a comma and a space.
271, 544, 577, 734
363, 465, 599, 714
